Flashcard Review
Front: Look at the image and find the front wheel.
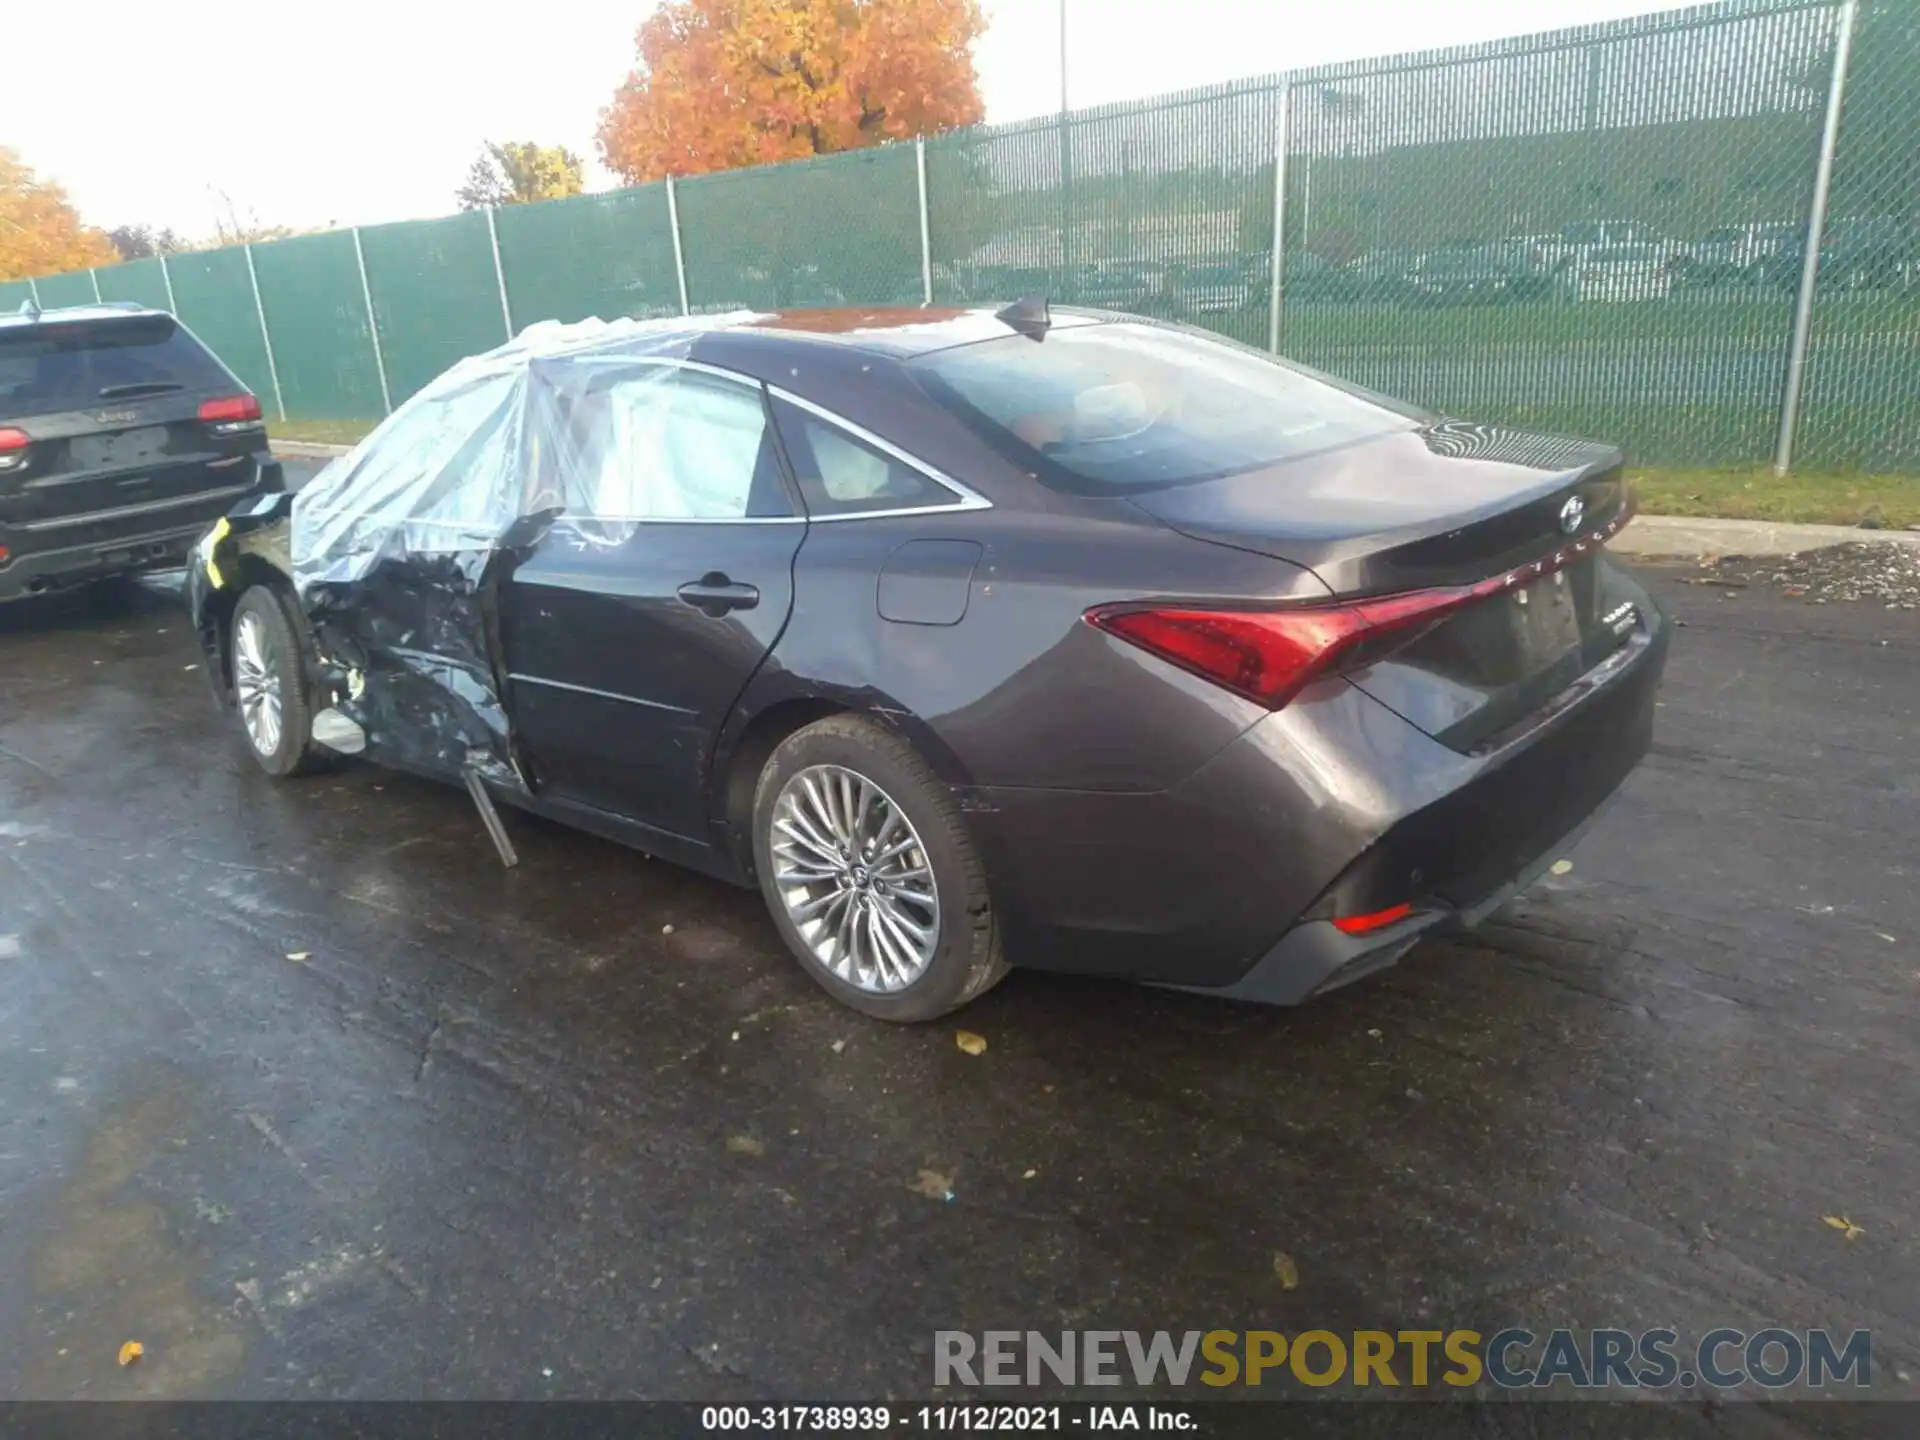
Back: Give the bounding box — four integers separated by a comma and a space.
751, 715, 1006, 1022
230, 585, 323, 777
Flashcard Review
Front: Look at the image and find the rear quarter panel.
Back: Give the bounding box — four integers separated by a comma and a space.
735, 505, 1330, 796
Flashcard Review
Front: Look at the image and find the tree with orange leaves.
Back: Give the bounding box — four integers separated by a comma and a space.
598, 0, 987, 184
1, 148, 117, 283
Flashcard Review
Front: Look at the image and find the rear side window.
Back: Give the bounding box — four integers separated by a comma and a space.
771, 399, 955, 517
909, 322, 1421, 494
0, 315, 235, 422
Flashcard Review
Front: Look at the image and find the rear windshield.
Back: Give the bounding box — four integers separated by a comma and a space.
909, 322, 1420, 493
0, 315, 233, 422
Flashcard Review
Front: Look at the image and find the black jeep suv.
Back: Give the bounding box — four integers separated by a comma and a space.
0, 301, 282, 603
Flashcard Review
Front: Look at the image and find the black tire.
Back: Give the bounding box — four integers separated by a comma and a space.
751, 714, 1007, 1022
229, 585, 324, 778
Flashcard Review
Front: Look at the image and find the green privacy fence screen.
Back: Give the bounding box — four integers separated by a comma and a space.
15, 0, 1916, 472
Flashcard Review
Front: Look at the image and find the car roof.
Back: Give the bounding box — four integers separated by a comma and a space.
728, 304, 1108, 358
0, 300, 167, 331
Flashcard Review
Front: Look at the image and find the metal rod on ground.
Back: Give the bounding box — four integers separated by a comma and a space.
463, 768, 520, 868
1774, 0, 1859, 477
485, 205, 515, 341
666, 176, 691, 316
1268, 83, 1292, 355
89, 269, 102, 303
351, 227, 393, 416
159, 253, 177, 315
916, 138, 935, 306
242, 243, 288, 424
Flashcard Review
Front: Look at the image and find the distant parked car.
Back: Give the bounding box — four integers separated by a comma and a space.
1571, 244, 1675, 303
1820, 216, 1916, 291
1407, 243, 1556, 307
1171, 259, 1259, 316
185, 304, 1666, 1022
1075, 260, 1173, 313
1676, 221, 1802, 289
1348, 248, 1425, 303
0, 301, 281, 603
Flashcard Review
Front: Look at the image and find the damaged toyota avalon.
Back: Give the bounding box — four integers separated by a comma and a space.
187, 304, 1669, 1021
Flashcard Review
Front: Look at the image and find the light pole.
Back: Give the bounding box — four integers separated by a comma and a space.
1059, 0, 1069, 115
1057, 0, 1073, 284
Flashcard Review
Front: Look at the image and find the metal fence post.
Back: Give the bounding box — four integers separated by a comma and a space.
1267, 83, 1293, 355
666, 176, 691, 316
89, 269, 102, 303
1774, 0, 1859, 476
242, 244, 288, 424
159, 253, 177, 315
351, 227, 394, 416
485, 205, 515, 341
916, 137, 935, 306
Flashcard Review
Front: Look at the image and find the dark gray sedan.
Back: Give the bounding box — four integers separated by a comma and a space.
187, 304, 1668, 1021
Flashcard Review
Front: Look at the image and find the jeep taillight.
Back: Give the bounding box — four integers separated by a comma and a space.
0, 427, 29, 472
199, 395, 263, 434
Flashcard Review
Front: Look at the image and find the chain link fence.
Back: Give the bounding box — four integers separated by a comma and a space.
10, 0, 1914, 472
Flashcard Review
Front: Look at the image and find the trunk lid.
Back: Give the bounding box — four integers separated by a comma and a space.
1126, 422, 1641, 751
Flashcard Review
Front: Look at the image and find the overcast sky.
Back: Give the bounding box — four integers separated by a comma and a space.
5, 0, 1698, 239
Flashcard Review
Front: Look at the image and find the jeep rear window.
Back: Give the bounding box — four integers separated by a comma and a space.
0, 315, 235, 422
909, 322, 1422, 494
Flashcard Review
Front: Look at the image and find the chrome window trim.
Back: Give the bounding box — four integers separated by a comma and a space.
532, 356, 994, 527
553, 513, 806, 527
766, 384, 992, 518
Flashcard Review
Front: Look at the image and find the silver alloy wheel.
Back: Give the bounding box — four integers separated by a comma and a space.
233, 609, 284, 758
770, 763, 941, 993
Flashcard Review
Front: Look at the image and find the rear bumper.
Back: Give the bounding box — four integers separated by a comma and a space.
1178, 798, 1617, 1006
966, 570, 1669, 995
0, 460, 281, 602
0, 520, 210, 602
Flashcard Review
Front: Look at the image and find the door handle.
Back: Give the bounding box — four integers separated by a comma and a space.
677, 574, 760, 615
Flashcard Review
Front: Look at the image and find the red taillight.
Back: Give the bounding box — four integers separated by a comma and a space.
1332, 902, 1415, 936
1087, 498, 1637, 710
1088, 587, 1476, 710
198, 394, 262, 425
0, 427, 28, 472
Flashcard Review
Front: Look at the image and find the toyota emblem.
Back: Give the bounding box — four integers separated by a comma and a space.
1558, 494, 1586, 535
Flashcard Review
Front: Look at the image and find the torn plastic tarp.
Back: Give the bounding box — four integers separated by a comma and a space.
283, 312, 762, 789
291, 312, 761, 591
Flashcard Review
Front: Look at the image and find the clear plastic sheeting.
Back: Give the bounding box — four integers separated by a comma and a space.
290, 312, 762, 591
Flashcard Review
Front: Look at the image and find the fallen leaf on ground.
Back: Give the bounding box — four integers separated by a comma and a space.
285, 951, 311, 962
725, 1135, 764, 1156
910, 1168, 956, 1199
830, 1039, 846, 1054
955, 1031, 988, 1056
1022, 1169, 1037, 1180
1822, 1215, 1865, 1241
117, 1341, 143, 1367
1273, 1252, 1299, 1291
1549, 859, 1573, 876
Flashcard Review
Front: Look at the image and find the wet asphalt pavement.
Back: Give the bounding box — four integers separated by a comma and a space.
1, 517, 1916, 1407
